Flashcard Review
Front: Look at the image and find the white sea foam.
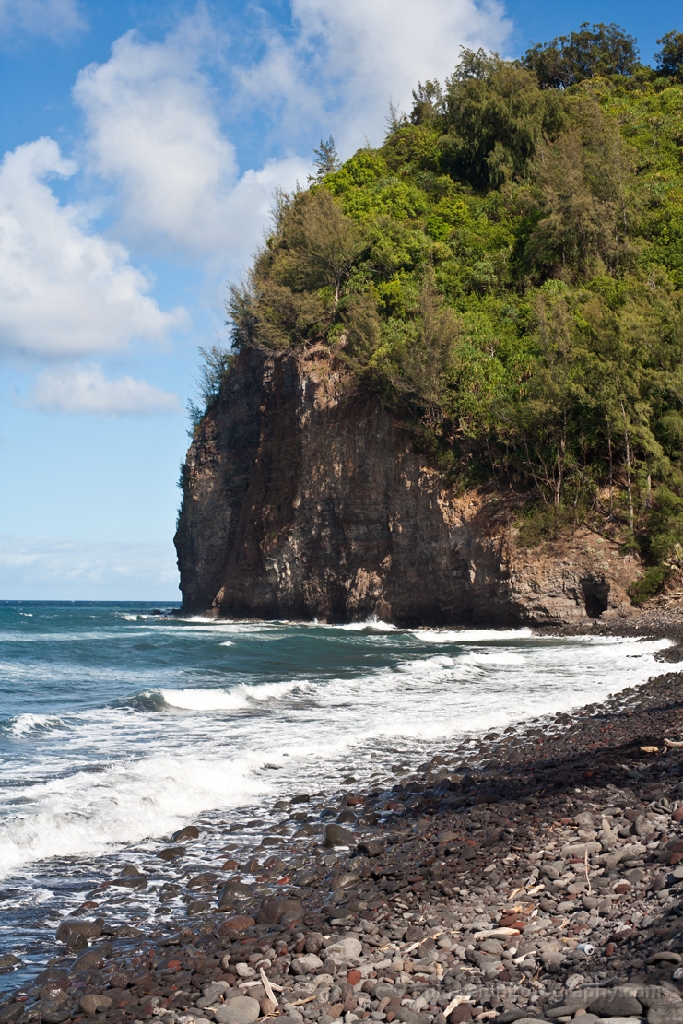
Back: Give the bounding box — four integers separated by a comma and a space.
333, 617, 397, 632
0, 753, 270, 877
159, 678, 305, 711
8, 713, 64, 737
414, 628, 535, 642
159, 687, 250, 711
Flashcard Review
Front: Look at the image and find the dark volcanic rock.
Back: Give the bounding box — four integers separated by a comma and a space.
324, 824, 354, 848
55, 919, 103, 942
217, 879, 255, 907
174, 346, 637, 626
255, 898, 303, 924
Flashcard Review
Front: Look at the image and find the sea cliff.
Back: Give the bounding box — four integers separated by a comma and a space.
174, 346, 640, 626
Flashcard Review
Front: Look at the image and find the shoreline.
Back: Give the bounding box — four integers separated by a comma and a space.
4, 622, 683, 1023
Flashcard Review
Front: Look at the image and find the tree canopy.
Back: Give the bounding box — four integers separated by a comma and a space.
522, 22, 640, 88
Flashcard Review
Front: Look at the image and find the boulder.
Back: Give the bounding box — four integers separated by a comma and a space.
357, 839, 384, 857
217, 880, 255, 908
172, 825, 199, 841
649, 1010, 683, 1024
589, 994, 643, 1018
255, 898, 303, 925
55, 919, 103, 942
214, 995, 260, 1024
292, 954, 324, 974
324, 935, 362, 962
216, 914, 256, 936
324, 824, 354, 848
79, 996, 112, 1016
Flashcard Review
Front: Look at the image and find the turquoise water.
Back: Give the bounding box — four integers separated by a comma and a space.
0, 599, 670, 986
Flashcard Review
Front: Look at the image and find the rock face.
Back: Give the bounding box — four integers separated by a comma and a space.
174, 346, 639, 625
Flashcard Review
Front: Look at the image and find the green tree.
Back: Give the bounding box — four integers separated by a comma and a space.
523, 22, 639, 88
409, 80, 444, 128
310, 136, 340, 180
228, 188, 365, 350
440, 50, 564, 189
655, 31, 683, 78
518, 100, 635, 281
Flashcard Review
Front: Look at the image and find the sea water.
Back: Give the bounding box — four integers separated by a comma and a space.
0, 600, 671, 987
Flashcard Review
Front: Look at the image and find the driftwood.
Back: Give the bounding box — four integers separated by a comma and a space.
665, 737, 683, 748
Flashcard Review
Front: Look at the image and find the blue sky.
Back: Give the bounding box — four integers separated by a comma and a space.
0, 0, 680, 600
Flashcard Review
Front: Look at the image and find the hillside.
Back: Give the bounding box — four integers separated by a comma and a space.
177, 27, 683, 619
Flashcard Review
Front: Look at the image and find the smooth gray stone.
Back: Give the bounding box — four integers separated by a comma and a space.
213, 996, 260, 1024
649, 1007, 683, 1024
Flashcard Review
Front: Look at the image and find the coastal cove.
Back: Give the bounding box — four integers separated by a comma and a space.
3, 603, 683, 1023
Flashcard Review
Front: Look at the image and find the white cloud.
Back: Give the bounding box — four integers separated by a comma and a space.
0, 0, 84, 40
31, 363, 181, 416
70, 0, 509, 263
0, 535, 179, 600
73, 25, 311, 259
0, 137, 184, 357
239, 0, 513, 150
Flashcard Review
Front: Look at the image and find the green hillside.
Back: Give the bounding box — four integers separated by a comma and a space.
222, 25, 683, 603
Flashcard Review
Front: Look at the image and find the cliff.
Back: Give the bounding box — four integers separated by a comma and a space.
174, 346, 641, 626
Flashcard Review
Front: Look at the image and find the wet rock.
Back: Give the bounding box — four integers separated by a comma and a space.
71, 944, 109, 972
255, 898, 303, 924
188, 872, 220, 890
330, 873, 359, 891
65, 933, 87, 953
0, 1005, 24, 1023
41, 1010, 72, 1024
0, 955, 20, 971
324, 824, 354, 848
157, 846, 185, 861
357, 840, 384, 857
55, 919, 103, 942
110, 873, 147, 889
295, 871, 317, 886
187, 898, 212, 915
39, 983, 68, 1003
172, 825, 200, 841
216, 914, 256, 936
217, 880, 255, 908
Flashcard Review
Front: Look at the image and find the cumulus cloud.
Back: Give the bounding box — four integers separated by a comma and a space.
239, 0, 513, 150
0, 535, 179, 600
0, 0, 84, 40
31, 363, 181, 416
0, 138, 184, 358
73, 25, 311, 258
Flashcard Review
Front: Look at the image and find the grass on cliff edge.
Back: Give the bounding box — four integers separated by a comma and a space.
198, 27, 683, 605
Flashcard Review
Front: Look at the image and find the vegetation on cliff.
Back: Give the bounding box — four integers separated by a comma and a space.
207, 24, 683, 602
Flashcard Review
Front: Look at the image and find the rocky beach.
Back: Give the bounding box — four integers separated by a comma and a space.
5, 615, 683, 1024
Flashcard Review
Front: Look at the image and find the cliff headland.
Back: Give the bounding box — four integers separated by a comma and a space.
176, 41, 683, 626
175, 346, 640, 626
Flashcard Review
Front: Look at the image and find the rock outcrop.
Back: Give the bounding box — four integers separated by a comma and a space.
174, 346, 640, 625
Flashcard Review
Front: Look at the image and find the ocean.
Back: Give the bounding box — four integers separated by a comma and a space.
0, 600, 671, 989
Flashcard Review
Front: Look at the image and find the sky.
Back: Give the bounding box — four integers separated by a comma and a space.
0, 0, 680, 601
